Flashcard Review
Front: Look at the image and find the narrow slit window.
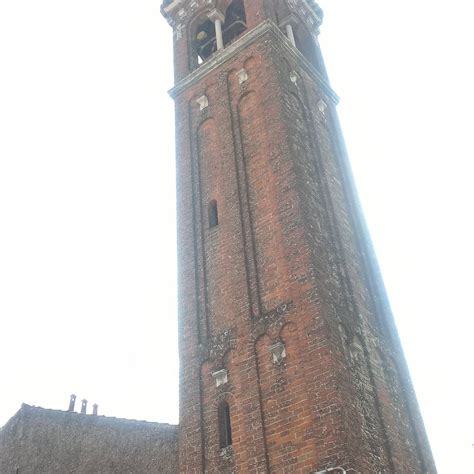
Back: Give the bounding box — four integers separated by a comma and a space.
209, 200, 219, 228
218, 401, 233, 449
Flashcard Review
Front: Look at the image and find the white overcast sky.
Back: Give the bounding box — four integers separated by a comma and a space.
0, 1, 473, 472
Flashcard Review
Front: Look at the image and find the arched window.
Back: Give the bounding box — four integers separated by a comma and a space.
218, 401, 233, 449
193, 18, 217, 63
189, 1, 247, 69
223, 0, 247, 46
208, 200, 219, 228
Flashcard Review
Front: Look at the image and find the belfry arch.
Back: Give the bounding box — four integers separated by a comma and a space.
189, 0, 247, 69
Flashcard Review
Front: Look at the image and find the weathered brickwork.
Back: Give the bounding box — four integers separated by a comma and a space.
0, 404, 178, 473
163, 0, 436, 472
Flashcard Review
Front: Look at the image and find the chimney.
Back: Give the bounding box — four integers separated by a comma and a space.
81, 399, 88, 414
68, 394, 77, 412
93, 404, 98, 416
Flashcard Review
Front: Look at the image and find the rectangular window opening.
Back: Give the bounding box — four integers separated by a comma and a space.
209, 200, 219, 228
218, 401, 232, 449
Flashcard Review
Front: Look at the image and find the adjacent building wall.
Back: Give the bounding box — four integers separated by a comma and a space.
0, 405, 178, 474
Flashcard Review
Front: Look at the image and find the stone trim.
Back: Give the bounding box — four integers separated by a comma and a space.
169, 20, 338, 104
212, 369, 228, 387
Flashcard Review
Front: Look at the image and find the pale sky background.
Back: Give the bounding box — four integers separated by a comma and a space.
0, 1, 473, 472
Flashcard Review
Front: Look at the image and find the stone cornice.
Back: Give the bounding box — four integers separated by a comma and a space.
168, 20, 339, 104
162, 0, 184, 16
301, 0, 323, 27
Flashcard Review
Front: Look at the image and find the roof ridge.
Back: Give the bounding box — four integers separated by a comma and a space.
19, 404, 178, 427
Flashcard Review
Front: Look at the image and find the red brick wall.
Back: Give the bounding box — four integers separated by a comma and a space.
165, 2, 436, 472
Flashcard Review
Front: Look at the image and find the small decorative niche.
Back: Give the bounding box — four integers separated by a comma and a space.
197, 95, 209, 110
237, 68, 248, 84
212, 369, 228, 387
269, 342, 287, 364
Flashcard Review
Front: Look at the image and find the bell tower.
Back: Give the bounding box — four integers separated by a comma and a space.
162, 1, 436, 472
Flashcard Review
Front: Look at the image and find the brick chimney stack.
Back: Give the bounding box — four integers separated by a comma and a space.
92, 404, 98, 416
68, 394, 76, 412
80, 399, 87, 414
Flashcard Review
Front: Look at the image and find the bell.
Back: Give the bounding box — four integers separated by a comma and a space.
196, 30, 208, 41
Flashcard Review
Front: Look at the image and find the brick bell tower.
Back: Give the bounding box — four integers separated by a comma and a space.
162, 1, 436, 472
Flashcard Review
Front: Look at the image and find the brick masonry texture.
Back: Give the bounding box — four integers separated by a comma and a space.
0, 404, 178, 473
164, 0, 437, 472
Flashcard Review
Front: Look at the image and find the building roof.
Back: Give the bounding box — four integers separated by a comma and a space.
0, 404, 178, 473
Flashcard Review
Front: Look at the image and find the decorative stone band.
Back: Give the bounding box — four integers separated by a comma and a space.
168, 20, 339, 104
162, 0, 227, 25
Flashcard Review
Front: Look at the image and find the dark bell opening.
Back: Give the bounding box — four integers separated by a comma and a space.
195, 19, 217, 61
192, 0, 247, 65
223, 0, 247, 46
